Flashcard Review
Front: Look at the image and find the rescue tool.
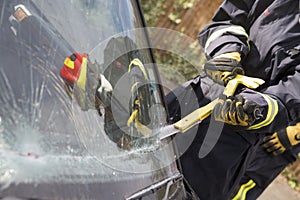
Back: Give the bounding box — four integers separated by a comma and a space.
158, 75, 265, 140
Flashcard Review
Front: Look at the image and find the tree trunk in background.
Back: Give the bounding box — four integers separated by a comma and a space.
154, 0, 223, 39
141, 0, 224, 90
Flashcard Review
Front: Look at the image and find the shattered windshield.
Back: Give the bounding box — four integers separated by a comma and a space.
0, 0, 179, 199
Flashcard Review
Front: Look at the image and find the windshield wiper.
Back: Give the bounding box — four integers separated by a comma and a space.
125, 173, 183, 200
1, 197, 39, 200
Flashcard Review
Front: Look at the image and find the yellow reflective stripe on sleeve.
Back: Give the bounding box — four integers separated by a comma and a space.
232, 179, 256, 200
248, 93, 279, 130
128, 58, 149, 80
204, 25, 249, 52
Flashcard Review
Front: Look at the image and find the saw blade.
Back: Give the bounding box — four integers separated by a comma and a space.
157, 120, 202, 140
156, 124, 181, 140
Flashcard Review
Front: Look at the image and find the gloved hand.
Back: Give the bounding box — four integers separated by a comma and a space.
204, 52, 244, 85
262, 122, 300, 155
213, 94, 261, 127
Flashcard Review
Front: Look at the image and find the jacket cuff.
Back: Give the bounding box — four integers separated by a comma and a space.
240, 89, 289, 132
202, 35, 249, 59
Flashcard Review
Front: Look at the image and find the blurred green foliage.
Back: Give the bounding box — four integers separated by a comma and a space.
154, 49, 199, 84
282, 170, 300, 192
167, 0, 194, 24
140, 0, 204, 85
140, 0, 168, 27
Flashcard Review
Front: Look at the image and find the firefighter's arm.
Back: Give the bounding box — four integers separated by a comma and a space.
198, 0, 255, 59
217, 69, 300, 132
199, 1, 256, 85
262, 122, 300, 155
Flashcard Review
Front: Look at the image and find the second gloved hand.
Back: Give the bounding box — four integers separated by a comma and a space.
213, 94, 261, 127
262, 122, 300, 155
204, 52, 244, 85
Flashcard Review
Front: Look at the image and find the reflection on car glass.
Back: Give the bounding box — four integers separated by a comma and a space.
0, 2, 179, 199
60, 36, 157, 150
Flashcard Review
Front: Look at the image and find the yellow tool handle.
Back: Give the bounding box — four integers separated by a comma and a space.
174, 99, 218, 132
172, 75, 265, 133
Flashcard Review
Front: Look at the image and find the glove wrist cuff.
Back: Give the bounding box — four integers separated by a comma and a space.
277, 129, 292, 149
214, 52, 241, 62
287, 130, 300, 146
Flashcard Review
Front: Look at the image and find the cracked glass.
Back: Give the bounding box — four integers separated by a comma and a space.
0, 0, 182, 199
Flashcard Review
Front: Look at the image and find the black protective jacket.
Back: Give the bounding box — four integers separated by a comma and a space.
198, 0, 300, 131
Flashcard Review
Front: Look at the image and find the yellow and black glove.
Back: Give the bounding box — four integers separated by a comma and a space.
204, 52, 244, 85
262, 122, 300, 155
213, 94, 261, 127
